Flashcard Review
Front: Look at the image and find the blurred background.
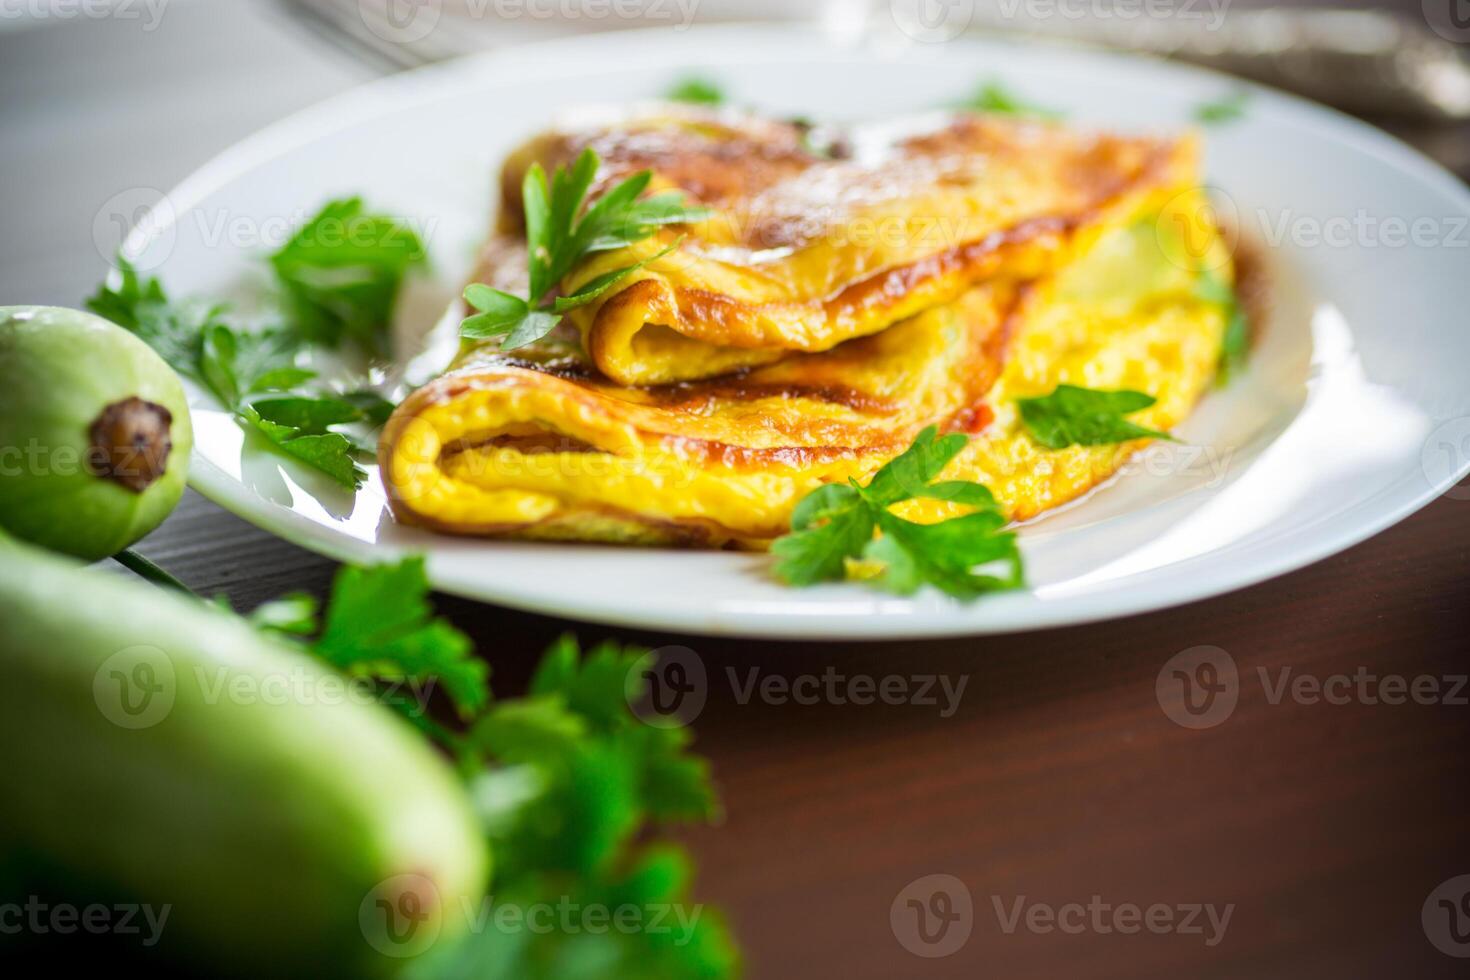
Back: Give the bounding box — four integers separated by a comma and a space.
2, 0, 1468, 313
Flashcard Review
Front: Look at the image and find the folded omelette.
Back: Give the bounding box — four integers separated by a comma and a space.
381, 108, 1234, 547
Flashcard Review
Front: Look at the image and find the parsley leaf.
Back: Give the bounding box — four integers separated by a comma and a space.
551, 239, 683, 314
667, 77, 725, 105
866, 509, 1023, 599
195, 319, 303, 408
342, 390, 396, 428
1194, 89, 1250, 125
311, 556, 488, 720
237, 404, 365, 488
87, 256, 393, 490
959, 80, 1064, 120
249, 395, 365, 432
223, 557, 490, 725
85, 259, 215, 373
861, 427, 974, 506
460, 638, 719, 867
461, 284, 531, 338
1195, 269, 1249, 383
1219, 305, 1250, 381
269, 197, 426, 356
418, 636, 733, 980
461, 148, 709, 351
772, 426, 1024, 600
1016, 385, 1175, 449
770, 485, 875, 586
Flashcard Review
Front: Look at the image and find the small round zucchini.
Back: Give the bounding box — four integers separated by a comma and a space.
0, 306, 192, 559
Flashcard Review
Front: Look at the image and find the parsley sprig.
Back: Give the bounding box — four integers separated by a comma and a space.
270, 197, 426, 356
1195, 269, 1250, 383
249, 556, 488, 721
88, 258, 388, 489
667, 77, 726, 106
240, 558, 736, 980
461, 147, 709, 351
1193, 89, 1250, 125
424, 637, 734, 980
772, 427, 1024, 600
1016, 385, 1175, 449
959, 80, 1064, 120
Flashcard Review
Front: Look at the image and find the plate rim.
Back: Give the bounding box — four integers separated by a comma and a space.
131, 23, 1470, 640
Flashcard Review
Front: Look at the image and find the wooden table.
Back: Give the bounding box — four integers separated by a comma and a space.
4, 2, 1468, 976
128, 482, 1470, 979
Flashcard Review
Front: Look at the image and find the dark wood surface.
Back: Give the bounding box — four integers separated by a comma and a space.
4, 1, 1468, 976
133, 482, 1470, 978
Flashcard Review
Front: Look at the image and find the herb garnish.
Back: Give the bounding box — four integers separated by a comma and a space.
461, 147, 709, 351
269, 196, 426, 356
1195, 269, 1249, 383
1193, 90, 1250, 125
408, 635, 736, 978
88, 257, 385, 489
1016, 385, 1175, 449
667, 76, 726, 106
959, 80, 1064, 120
772, 426, 1024, 600
249, 556, 488, 720
241, 558, 737, 978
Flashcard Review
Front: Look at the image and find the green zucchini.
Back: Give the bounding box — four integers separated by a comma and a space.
0, 306, 193, 560
0, 536, 488, 975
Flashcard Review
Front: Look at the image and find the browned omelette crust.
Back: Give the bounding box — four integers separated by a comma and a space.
485, 106, 1198, 384
381, 279, 1022, 545
497, 109, 815, 221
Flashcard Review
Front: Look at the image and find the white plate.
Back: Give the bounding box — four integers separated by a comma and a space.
133, 24, 1470, 640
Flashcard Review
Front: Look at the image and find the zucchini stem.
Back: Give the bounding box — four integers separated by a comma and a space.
113, 548, 195, 596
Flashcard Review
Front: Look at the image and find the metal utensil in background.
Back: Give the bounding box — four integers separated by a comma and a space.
277, 0, 1470, 122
